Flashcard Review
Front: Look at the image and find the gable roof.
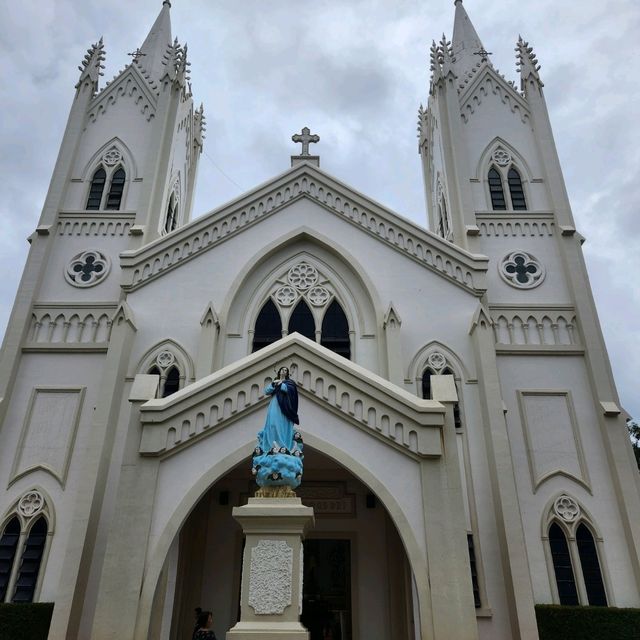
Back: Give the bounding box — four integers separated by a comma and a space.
138, 333, 445, 461
120, 162, 488, 295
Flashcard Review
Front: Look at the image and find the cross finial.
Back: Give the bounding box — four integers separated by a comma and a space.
127, 48, 146, 62
292, 127, 319, 156
473, 47, 492, 63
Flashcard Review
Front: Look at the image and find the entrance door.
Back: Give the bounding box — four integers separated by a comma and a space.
301, 539, 352, 640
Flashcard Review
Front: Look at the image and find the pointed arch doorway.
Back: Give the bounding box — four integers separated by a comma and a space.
154, 447, 416, 640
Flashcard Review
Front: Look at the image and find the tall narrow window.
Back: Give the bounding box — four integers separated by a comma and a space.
12, 517, 47, 603
86, 167, 106, 210
164, 196, 178, 233
321, 300, 350, 359
441, 367, 462, 429
421, 370, 432, 400
163, 367, 180, 398
105, 167, 126, 210
576, 524, 607, 606
253, 299, 282, 352
467, 534, 481, 608
549, 523, 579, 605
488, 167, 506, 211
288, 300, 315, 341
0, 517, 20, 602
508, 167, 527, 210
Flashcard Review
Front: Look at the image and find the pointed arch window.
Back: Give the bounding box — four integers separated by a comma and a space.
164, 194, 178, 234
0, 517, 20, 601
86, 167, 107, 210
488, 167, 506, 210
253, 299, 282, 352
163, 367, 181, 398
576, 524, 607, 606
321, 300, 350, 359
288, 300, 315, 341
12, 518, 47, 603
105, 167, 126, 210
508, 167, 527, 210
549, 523, 579, 605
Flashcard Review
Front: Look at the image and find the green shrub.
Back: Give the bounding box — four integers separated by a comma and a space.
536, 604, 640, 640
0, 603, 54, 640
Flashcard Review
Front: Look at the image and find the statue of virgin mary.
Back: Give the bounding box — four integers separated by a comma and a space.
252, 366, 304, 489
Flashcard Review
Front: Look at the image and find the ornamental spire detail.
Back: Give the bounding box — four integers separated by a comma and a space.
75, 38, 106, 93
516, 36, 543, 88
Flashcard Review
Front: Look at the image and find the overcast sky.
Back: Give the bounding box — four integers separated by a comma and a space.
1, 0, 639, 419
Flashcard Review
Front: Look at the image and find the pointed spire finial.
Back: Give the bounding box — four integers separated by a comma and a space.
454, 0, 463, 5
163, 0, 171, 6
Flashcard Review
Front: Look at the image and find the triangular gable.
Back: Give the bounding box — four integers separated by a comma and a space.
459, 66, 530, 126
86, 64, 159, 126
138, 333, 445, 460
120, 163, 488, 295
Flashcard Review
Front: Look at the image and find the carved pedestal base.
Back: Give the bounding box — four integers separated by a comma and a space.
226, 497, 315, 640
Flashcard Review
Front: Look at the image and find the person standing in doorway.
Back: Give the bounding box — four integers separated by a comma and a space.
192, 608, 217, 640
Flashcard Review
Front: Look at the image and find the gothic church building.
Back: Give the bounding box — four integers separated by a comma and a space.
1, 2, 639, 639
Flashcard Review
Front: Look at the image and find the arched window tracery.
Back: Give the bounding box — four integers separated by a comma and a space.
140, 343, 192, 398
85, 145, 129, 211
485, 149, 529, 211
544, 495, 608, 606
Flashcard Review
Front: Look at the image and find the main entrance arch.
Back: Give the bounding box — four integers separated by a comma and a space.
153, 447, 417, 640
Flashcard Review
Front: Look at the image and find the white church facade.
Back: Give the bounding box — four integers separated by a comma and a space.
1, 1, 639, 639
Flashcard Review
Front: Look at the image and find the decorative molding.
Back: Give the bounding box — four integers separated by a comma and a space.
517, 390, 590, 493
138, 334, 445, 460
57, 213, 136, 237
476, 216, 554, 237
499, 251, 545, 289
460, 69, 531, 125
25, 303, 117, 347
490, 305, 579, 348
10, 386, 86, 488
248, 540, 293, 615
119, 165, 488, 295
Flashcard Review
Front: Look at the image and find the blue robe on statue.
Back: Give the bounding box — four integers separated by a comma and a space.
252, 380, 304, 488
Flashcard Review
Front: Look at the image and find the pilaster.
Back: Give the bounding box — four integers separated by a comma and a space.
196, 302, 220, 379
383, 303, 403, 385
47, 302, 137, 640
469, 305, 539, 640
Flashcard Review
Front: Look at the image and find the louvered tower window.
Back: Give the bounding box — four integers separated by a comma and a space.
12, 518, 47, 603
86, 167, 106, 210
488, 167, 506, 210
164, 196, 178, 233
321, 300, 350, 359
0, 518, 20, 601
252, 299, 282, 352
105, 167, 126, 210
508, 167, 527, 210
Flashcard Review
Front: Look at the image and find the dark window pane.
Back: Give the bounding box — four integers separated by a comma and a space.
0, 517, 20, 601
105, 167, 126, 210
508, 167, 527, 210
164, 198, 178, 233
467, 534, 481, 608
441, 367, 463, 429
421, 370, 432, 400
86, 167, 106, 210
12, 518, 47, 603
253, 299, 282, 352
488, 167, 506, 211
321, 300, 350, 359
163, 367, 180, 398
577, 524, 607, 606
549, 523, 579, 605
288, 299, 315, 341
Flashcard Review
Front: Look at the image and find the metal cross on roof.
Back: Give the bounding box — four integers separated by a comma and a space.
473, 47, 492, 63
292, 127, 319, 156
127, 48, 147, 62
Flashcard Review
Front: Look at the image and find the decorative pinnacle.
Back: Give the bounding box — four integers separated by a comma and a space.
76, 37, 106, 90
516, 35, 543, 86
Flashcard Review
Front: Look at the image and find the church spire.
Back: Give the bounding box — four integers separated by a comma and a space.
137, 1, 173, 82
451, 0, 491, 78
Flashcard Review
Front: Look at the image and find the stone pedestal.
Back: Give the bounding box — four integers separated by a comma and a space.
227, 497, 315, 640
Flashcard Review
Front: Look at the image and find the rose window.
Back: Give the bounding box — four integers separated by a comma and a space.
18, 491, 45, 518
156, 350, 176, 368
287, 262, 318, 291
65, 250, 111, 287
102, 148, 122, 166
499, 251, 545, 289
492, 148, 512, 167
427, 352, 447, 372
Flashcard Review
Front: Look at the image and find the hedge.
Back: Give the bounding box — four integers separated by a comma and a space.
0, 603, 54, 640
536, 604, 640, 640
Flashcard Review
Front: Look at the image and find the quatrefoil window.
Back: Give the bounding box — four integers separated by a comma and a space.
65, 250, 111, 288
499, 251, 544, 289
